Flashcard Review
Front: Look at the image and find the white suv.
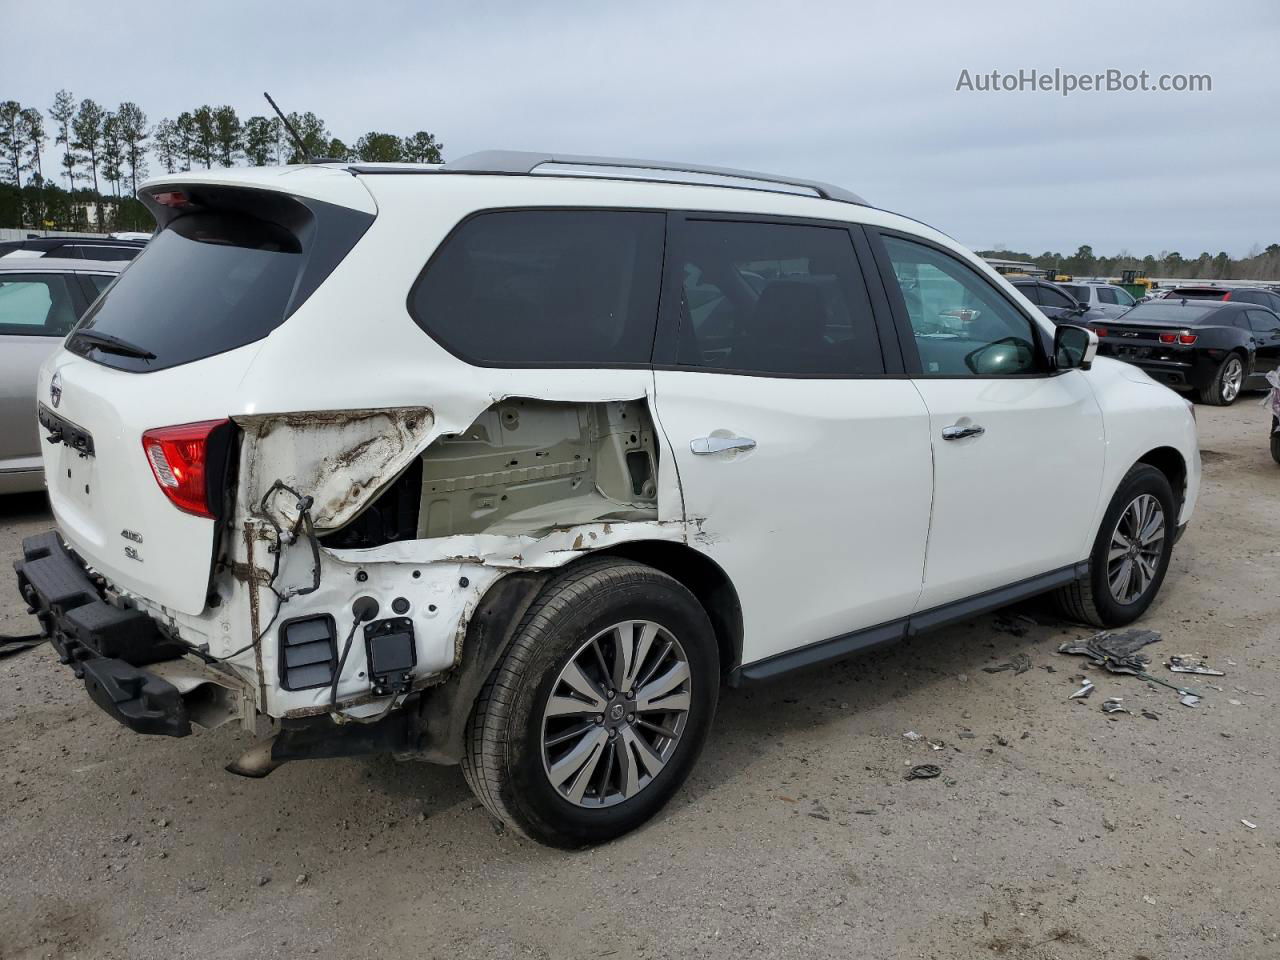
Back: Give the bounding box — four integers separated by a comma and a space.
15, 152, 1199, 847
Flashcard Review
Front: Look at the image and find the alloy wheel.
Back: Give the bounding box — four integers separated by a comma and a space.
541, 620, 692, 808
1107, 493, 1166, 604
1221, 357, 1244, 402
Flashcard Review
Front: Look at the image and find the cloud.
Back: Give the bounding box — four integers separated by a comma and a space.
6, 0, 1278, 254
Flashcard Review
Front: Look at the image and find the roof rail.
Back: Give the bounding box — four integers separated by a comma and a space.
350, 150, 868, 206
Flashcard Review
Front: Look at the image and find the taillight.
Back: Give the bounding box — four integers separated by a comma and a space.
1222, 291, 1232, 301
1159, 333, 1176, 344
1178, 333, 1197, 345
1093, 326, 1108, 337
151, 190, 191, 208
141, 419, 229, 517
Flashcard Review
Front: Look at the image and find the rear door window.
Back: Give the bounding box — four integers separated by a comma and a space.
1096, 287, 1118, 304
1248, 310, 1280, 334
409, 210, 665, 366
0, 273, 82, 336
1015, 284, 1041, 304
671, 219, 883, 376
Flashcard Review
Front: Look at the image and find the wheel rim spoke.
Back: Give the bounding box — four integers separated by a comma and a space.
1107, 494, 1165, 604
541, 619, 691, 809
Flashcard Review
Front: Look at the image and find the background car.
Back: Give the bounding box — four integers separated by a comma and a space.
1163, 283, 1280, 313
0, 236, 147, 262
1092, 299, 1280, 405
1009, 277, 1106, 324
1059, 280, 1138, 319
0, 258, 123, 493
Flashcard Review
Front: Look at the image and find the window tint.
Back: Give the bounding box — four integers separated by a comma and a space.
1231, 290, 1259, 305
1014, 283, 1040, 304
882, 236, 1040, 376
410, 210, 664, 366
0, 274, 80, 337
1039, 285, 1076, 308
73, 212, 307, 372
84, 274, 115, 297
1247, 309, 1280, 334
1061, 285, 1089, 303
1113, 287, 1135, 307
674, 219, 882, 376
1096, 286, 1118, 304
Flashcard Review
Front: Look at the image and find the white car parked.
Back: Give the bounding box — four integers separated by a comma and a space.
15, 152, 1199, 847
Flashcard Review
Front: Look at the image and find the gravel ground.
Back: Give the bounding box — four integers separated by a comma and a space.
1, 400, 1277, 960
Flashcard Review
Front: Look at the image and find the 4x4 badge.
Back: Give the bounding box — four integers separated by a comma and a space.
120, 529, 143, 543
50, 371, 62, 408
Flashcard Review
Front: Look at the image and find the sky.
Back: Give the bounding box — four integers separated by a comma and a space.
3, 0, 1278, 257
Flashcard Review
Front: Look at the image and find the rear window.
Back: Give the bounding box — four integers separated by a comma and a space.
1122, 303, 1219, 324
408, 210, 665, 366
1170, 287, 1229, 300
1061, 285, 1089, 302
71, 214, 300, 371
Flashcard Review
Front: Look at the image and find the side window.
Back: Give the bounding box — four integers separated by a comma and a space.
1015, 284, 1041, 304
1232, 290, 1259, 305
1039, 285, 1076, 309
1113, 287, 1135, 307
0, 274, 80, 336
409, 210, 665, 365
674, 219, 883, 376
84, 274, 115, 297
881, 235, 1040, 376
1063, 285, 1090, 304
1096, 286, 1118, 304
1248, 310, 1280, 334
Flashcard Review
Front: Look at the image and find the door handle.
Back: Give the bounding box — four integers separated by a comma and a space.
690, 435, 757, 455
941, 423, 986, 441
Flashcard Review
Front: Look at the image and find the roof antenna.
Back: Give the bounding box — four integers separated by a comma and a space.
263, 91, 310, 163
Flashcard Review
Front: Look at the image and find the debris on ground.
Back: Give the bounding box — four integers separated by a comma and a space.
1141, 710, 1160, 720
904, 764, 941, 781
1168, 655, 1225, 676
1069, 679, 1095, 700
903, 731, 924, 742
1058, 629, 1162, 674
1102, 698, 1130, 715
0, 633, 45, 660
1179, 694, 1202, 708
983, 652, 1032, 675
1242, 819, 1258, 830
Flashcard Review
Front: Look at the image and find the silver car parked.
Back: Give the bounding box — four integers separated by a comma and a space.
0, 258, 124, 493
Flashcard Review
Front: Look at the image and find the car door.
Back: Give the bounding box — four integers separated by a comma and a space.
1038, 283, 1084, 323
868, 231, 1105, 611
652, 215, 933, 671
1246, 309, 1280, 376
0, 271, 87, 473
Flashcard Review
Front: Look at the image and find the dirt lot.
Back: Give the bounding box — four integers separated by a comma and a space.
1, 400, 1277, 960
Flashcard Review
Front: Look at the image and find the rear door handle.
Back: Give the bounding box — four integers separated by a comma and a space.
941, 423, 985, 441
690, 435, 757, 455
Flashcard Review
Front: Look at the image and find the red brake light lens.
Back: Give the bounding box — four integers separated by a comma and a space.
1093, 326, 1108, 337
1221, 291, 1232, 301
151, 190, 190, 208
1159, 333, 1177, 344
141, 419, 228, 517
1178, 333, 1198, 345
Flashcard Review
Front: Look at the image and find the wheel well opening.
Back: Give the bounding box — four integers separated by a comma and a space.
592, 541, 743, 676
1137, 446, 1187, 509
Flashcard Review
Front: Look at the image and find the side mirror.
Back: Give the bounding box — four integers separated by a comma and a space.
1054, 324, 1098, 371
964, 337, 1035, 375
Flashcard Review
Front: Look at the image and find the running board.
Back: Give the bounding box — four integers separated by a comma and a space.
729, 562, 1087, 686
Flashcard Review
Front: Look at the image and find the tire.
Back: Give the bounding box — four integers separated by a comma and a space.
461, 558, 719, 848
1196, 353, 1246, 406
1055, 464, 1177, 627
1271, 417, 1280, 465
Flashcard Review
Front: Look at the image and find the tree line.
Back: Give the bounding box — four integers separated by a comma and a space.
978, 243, 1280, 282
0, 91, 444, 232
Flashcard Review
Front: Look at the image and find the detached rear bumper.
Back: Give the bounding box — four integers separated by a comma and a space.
13, 531, 192, 737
